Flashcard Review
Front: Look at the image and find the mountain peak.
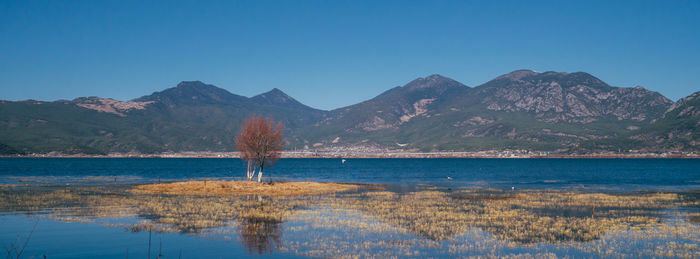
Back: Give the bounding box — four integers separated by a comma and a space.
267, 88, 286, 95
491, 70, 609, 89
566, 71, 597, 79
134, 81, 247, 105
176, 81, 208, 88
172, 81, 236, 94
495, 70, 540, 81
425, 74, 448, 80
254, 88, 292, 101
403, 74, 467, 91
252, 88, 318, 111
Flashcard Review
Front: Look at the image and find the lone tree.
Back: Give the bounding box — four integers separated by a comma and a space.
236, 115, 284, 182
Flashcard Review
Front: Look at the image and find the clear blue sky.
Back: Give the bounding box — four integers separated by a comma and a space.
1, 0, 699, 110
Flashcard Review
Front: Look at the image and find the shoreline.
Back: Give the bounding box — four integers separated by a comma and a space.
2, 151, 699, 159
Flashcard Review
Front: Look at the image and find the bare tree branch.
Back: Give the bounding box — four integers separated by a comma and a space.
235, 115, 284, 182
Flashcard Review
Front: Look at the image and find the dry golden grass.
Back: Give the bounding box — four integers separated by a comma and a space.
1, 184, 699, 258
132, 180, 363, 196
329, 189, 700, 243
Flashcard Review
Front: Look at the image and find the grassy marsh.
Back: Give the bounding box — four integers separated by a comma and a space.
0, 183, 698, 258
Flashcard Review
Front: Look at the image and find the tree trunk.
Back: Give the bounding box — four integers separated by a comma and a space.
247, 160, 258, 181
257, 162, 264, 183
246, 160, 252, 181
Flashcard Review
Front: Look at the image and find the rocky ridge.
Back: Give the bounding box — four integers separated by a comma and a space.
473, 70, 672, 123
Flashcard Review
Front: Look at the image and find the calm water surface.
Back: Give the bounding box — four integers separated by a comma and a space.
0, 158, 698, 258
1, 158, 699, 190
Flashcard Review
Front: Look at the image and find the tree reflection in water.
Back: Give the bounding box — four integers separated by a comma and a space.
239, 215, 282, 254
238, 196, 283, 255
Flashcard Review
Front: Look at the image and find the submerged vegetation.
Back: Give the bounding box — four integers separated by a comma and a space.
0, 183, 698, 258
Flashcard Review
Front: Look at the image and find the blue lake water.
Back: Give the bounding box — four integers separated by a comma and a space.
1, 158, 699, 258
0, 215, 305, 259
1, 158, 699, 191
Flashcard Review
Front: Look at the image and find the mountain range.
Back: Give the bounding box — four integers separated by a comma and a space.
1, 70, 698, 155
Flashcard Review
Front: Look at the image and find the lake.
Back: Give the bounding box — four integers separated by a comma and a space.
1, 158, 699, 258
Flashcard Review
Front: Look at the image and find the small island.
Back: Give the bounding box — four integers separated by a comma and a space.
133, 180, 364, 196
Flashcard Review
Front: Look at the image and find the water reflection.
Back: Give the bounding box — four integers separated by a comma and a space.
0, 184, 699, 257
239, 216, 282, 254
233, 195, 282, 254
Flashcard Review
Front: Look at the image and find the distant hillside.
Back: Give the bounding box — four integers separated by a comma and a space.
0, 71, 697, 154
628, 91, 700, 152
301, 70, 676, 152
0, 81, 325, 154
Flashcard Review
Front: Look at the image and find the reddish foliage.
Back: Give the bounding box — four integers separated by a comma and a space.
235, 115, 284, 172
